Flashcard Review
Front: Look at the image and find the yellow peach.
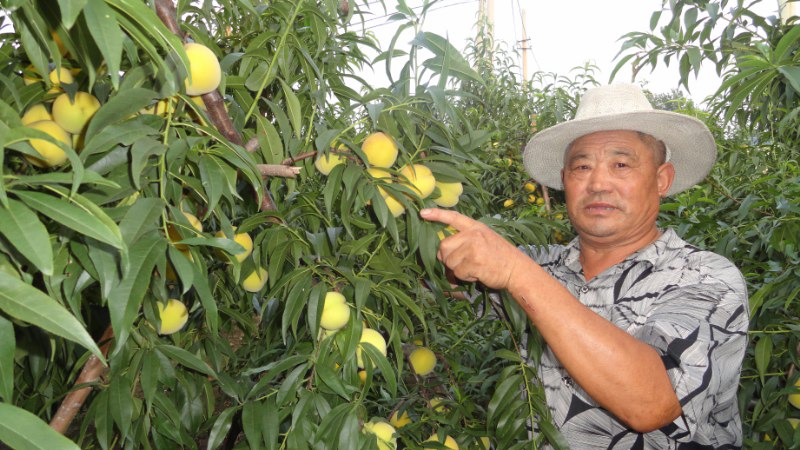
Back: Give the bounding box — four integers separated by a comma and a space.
52, 92, 101, 134
24, 120, 71, 168
361, 132, 398, 168
184, 42, 221, 95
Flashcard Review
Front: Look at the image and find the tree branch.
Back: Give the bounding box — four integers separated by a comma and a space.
154, 0, 184, 38
258, 164, 301, 178
49, 325, 114, 435
154, 0, 278, 216
202, 90, 242, 145
281, 151, 317, 165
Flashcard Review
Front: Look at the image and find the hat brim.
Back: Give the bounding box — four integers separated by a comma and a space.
522, 110, 716, 196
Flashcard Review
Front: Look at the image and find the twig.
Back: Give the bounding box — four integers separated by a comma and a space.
49, 325, 114, 435
281, 151, 317, 165
258, 164, 301, 178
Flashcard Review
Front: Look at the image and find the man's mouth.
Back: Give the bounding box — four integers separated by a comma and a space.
584, 202, 617, 212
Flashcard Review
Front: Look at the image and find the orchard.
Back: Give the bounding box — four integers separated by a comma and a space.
0, 0, 798, 449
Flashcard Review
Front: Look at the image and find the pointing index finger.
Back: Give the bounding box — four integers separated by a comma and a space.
419, 208, 480, 231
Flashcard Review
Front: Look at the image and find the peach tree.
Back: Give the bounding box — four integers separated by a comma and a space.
0, 0, 559, 448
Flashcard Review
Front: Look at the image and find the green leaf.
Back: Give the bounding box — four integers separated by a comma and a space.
0, 198, 54, 276
156, 344, 217, 378
107, 232, 166, 352
191, 260, 218, 333
140, 349, 160, 407
57, 0, 89, 29
242, 401, 262, 450
105, 0, 189, 93
206, 406, 237, 450
279, 79, 302, 138
0, 272, 105, 363
256, 116, 284, 164
118, 197, 164, 244
85, 88, 159, 140
777, 66, 800, 93
130, 137, 166, 189
198, 155, 227, 215
359, 342, 397, 398
109, 373, 133, 439
87, 240, 119, 300
0, 402, 81, 449
261, 397, 280, 450
411, 32, 482, 84
488, 373, 522, 427
15, 9, 49, 85
282, 271, 312, 342
339, 406, 360, 450
168, 246, 195, 293
245, 62, 277, 92
84, 0, 122, 88
754, 335, 772, 384
14, 190, 125, 250
276, 363, 309, 406
82, 120, 160, 160
12, 171, 119, 189
0, 316, 14, 402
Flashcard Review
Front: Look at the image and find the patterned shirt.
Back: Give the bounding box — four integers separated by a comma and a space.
522, 228, 749, 449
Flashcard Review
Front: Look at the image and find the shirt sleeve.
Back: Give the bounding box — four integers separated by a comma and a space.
633, 273, 749, 442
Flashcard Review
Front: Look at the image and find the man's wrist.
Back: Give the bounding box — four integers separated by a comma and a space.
505, 253, 539, 304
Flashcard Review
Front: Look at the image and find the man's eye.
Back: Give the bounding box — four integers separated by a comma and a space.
614, 162, 628, 168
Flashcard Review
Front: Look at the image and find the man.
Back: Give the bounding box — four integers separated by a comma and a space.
421, 84, 749, 449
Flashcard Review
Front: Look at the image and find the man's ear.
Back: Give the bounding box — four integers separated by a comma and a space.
561, 168, 565, 186
657, 162, 675, 197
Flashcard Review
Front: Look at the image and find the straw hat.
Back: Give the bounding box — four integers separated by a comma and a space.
522, 83, 716, 196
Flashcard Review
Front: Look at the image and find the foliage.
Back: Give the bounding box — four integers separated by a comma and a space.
613, 0, 800, 142
3, 0, 795, 448
0, 0, 559, 448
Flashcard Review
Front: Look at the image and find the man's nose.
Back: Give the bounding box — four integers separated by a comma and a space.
586, 165, 612, 193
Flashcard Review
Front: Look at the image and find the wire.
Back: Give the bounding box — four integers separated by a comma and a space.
515, 0, 540, 71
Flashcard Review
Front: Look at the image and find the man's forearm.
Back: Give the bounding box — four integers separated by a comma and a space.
507, 256, 682, 432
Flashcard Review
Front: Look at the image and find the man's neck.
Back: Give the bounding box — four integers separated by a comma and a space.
578, 228, 662, 281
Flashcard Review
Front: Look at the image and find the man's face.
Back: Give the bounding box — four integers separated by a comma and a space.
561, 130, 674, 245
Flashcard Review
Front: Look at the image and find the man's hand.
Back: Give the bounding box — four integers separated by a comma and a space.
420, 208, 530, 290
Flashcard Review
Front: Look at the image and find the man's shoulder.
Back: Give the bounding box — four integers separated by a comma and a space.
655, 229, 746, 290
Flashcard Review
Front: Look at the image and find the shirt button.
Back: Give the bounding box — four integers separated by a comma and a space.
579, 285, 589, 294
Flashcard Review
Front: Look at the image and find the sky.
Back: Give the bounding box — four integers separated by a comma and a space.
357, 0, 781, 103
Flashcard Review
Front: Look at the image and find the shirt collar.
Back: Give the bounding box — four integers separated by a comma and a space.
561, 228, 679, 275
